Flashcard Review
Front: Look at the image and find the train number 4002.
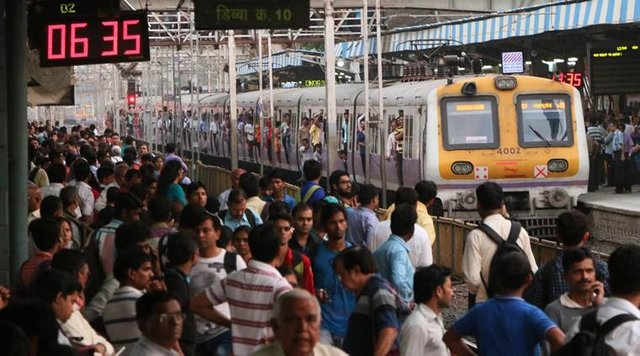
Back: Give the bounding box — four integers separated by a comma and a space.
496, 147, 521, 154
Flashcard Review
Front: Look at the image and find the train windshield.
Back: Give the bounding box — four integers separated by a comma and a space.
516, 94, 573, 147
441, 96, 499, 150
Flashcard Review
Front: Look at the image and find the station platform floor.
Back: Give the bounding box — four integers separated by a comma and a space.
578, 186, 640, 216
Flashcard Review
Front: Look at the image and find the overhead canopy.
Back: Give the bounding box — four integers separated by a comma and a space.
236, 50, 324, 76
123, 0, 559, 12
334, 0, 640, 58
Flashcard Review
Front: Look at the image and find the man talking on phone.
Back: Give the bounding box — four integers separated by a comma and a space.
544, 247, 606, 332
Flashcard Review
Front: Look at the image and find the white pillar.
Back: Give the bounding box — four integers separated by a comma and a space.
258, 30, 264, 174
268, 32, 275, 167
324, 0, 338, 181
229, 30, 239, 170
376, 0, 387, 205
363, 0, 370, 183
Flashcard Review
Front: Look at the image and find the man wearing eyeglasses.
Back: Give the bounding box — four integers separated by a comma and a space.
327, 170, 352, 207
131, 291, 185, 356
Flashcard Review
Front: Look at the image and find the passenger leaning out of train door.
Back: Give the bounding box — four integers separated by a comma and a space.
394, 117, 405, 186
461, 182, 538, 307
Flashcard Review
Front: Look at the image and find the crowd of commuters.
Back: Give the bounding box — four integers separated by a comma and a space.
1, 120, 638, 356
585, 111, 640, 193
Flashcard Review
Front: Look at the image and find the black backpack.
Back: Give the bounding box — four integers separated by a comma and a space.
222, 251, 238, 274
554, 309, 638, 356
218, 209, 257, 228
82, 230, 106, 304
478, 221, 524, 298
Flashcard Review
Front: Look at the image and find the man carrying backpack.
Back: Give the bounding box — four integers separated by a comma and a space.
181, 204, 246, 356
444, 251, 565, 355
561, 245, 640, 356
462, 182, 538, 306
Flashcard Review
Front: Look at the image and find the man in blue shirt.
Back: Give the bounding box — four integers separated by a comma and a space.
220, 189, 262, 231
313, 203, 355, 349
346, 184, 379, 247
336, 247, 400, 356
299, 160, 326, 205
444, 251, 565, 356
373, 204, 416, 304
266, 170, 296, 210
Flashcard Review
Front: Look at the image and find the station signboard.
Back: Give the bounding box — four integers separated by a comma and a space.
193, 0, 310, 30
501, 51, 524, 74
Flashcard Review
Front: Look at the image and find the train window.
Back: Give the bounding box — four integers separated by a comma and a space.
516, 94, 573, 147
404, 115, 414, 158
369, 115, 380, 155
441, 96, 499, 150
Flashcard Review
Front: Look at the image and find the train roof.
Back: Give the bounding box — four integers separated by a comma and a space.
299, 84, 365, 107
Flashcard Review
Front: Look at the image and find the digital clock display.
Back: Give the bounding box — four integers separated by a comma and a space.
552, 72, 583, 88
38, 11, 150, 67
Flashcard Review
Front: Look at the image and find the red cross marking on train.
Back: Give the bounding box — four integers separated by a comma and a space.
534, 165, 547, 178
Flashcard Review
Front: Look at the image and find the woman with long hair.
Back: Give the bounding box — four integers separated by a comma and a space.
157, 159, 187, 206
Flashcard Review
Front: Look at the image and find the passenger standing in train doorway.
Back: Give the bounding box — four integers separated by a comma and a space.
357, 117, 366, 179
282, 114, 291, 164
395, 116, 405, 186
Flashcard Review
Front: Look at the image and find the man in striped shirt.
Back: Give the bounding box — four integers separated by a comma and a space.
192, 222, 293, 356
103, 246, 155, 355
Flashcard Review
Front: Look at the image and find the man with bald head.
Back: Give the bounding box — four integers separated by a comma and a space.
218, 168, 247, 211
251, 289, 347, 356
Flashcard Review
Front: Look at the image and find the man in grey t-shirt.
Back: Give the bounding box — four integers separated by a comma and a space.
544, 247, 605, 332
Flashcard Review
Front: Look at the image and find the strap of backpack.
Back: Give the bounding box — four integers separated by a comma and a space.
579, 309, 599, 333
506, 221, 522, 244
245, 210, 256, 228
302, 185, 320, 204
599, 313, 638, 336
477, 224, 504, 245
223, 251, 237, 274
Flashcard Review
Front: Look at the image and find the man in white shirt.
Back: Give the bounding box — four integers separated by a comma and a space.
191, 223, 293, 356
217, 168, 246, 211
369, 187, 433, 268
244, 119, 255, 160
251, 289, 347, 356
564, 245, 640, 355
462, 182, 538, 304
130, 291, 183, 356
72, 160, 95, 223
180, 204, 246, 355
400, 265, 453, 356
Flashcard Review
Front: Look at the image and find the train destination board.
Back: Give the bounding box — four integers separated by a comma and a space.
590, 43, 640, 95
37, 10, 150, 67
193, 0, 310, 30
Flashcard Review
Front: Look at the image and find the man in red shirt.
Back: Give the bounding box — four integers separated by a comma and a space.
270, 212, 315, 294
21, 218, 65, 288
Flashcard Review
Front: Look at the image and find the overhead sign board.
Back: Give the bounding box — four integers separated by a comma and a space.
501, 51, 524, 74
193, 0, 310, 30
590, 43, 640, 95
37, 11, 150, 67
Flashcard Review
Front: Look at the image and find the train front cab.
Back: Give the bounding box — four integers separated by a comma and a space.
427, 75, 589, 223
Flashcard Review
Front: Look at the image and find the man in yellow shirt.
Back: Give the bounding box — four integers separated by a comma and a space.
383, 180, 437, 245
309, 114, 323, 147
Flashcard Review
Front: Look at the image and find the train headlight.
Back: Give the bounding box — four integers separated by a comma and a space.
548, 188, 570, 208
451, 161, 474, 175
460, 191, 477, 210
494, 76, 517, 90
547, 159, 568, 172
